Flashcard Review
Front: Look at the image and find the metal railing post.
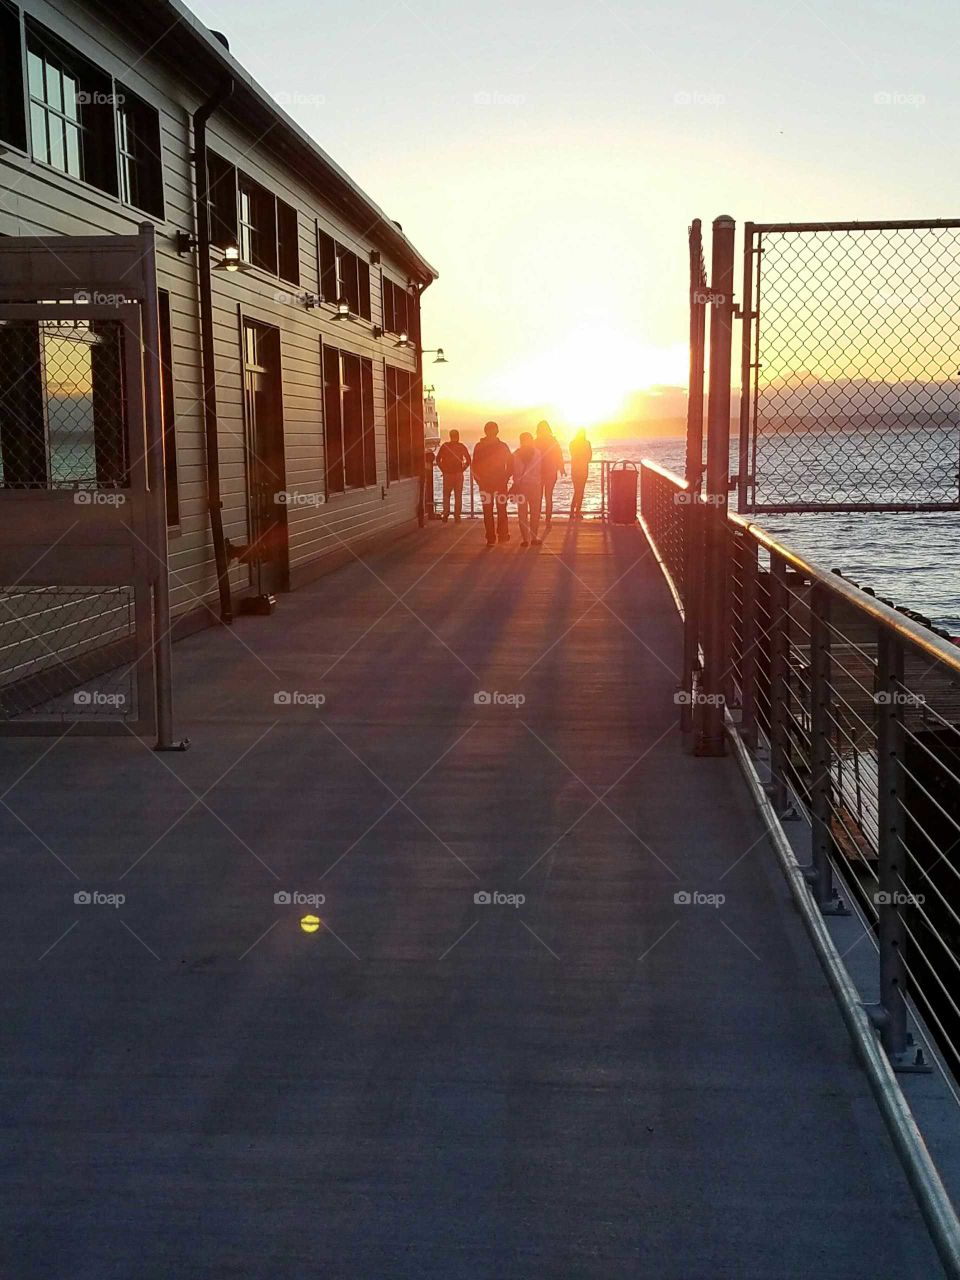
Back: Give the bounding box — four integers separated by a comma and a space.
808, 584, 846, 914
696, 214, 736, 755
767, 553, 790, 812
875, 629, 910, 1061
680, 496, 700, 740
739, 532, 758, 750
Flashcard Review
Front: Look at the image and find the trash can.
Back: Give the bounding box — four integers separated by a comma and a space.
608, 460, 639, 524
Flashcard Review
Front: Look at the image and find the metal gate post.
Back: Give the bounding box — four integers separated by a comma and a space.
736, 222, 756, 514
139, 225, 183, 751
685, 218, 706, 496
696, 215, 736, 756
808, 584, 845, 913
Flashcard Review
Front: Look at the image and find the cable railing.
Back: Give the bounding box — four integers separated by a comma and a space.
640, 457, 960, 1089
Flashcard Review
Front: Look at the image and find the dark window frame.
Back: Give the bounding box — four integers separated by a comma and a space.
317, 227, 371, 321
25, 19, 119, 197
277, 198, 299, 285
382, 276, 420, 341
115, 83, 164, 218
157, 289, 179, 527
238, 171, 278, 274
0, 0, 27, 153
322, 341, 377, 495
385, 363, 421, 482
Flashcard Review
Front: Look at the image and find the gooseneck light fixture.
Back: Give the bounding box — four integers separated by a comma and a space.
393, 333, 448, 364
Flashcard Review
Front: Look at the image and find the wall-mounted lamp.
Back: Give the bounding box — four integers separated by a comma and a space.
301, 293, 320, 309
393, 334, 448, 363
372, 326, 384, 339
213, 245, 250, 274
332, 296, 351, 320
175, 231, 198, 255
369, 250, 381, 265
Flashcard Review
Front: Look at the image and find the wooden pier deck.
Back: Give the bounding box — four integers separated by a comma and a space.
0, 520, 940, 1278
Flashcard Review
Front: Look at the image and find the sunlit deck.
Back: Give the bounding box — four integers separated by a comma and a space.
0, 520, 941, 1277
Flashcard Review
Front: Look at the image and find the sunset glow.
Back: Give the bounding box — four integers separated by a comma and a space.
482, 327, 689, 431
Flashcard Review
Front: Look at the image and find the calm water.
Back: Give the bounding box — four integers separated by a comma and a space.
623, 436, 960, 636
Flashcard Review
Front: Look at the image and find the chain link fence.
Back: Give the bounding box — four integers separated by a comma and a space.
0, 317, 128, 489
0, 316, 135, 724
741, 221, 960, 512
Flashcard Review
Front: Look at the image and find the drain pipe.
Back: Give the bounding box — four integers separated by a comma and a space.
192, 80, 235, 624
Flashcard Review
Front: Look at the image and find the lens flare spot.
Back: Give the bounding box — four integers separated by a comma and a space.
300, 914, 321, 934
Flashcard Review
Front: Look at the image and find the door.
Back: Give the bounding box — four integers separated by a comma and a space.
242, 320, 287, 594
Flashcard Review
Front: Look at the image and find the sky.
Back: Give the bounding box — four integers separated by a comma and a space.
191, 0, 958, 440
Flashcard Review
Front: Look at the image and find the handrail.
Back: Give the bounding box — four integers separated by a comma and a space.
639, 457, 690, 489
728, 510, 960, 679
641, 458, 960, 679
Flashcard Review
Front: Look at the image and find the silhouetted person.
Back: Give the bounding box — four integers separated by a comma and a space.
511, 430, 543, 547
435, 429, 471, 523
535, 420, 564, 528
472, 421, 512, 546
570, 428, 593, 519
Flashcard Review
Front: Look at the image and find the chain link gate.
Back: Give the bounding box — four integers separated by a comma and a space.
0, 228, 176, 742
737, 219, 960, 513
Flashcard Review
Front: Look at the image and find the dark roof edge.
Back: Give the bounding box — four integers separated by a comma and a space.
150, 0, 437, 283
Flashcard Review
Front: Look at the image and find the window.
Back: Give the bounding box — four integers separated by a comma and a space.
207, 153, 298, 280
207, 150, 238, 249
317, 228, 371, 320
116, 86, 163, 217
318, 230, 337, 301
0, 1, 26, 150
382, 277, 419, 339
323, 344, 376, 494
26, 21, 117, 194
385, 365, 422, 482
157, 290, 179, 526
238, 173, 277, 273
277, 199, 299, 285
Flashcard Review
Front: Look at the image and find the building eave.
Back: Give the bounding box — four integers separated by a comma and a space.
95, 0, 438, 285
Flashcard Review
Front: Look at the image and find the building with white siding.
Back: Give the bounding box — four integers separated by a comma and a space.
0, 0, 437, 643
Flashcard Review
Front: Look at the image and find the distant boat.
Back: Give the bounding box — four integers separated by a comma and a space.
424, 387, 440, 450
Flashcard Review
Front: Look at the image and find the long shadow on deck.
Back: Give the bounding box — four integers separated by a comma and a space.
0, 520, 940, 1278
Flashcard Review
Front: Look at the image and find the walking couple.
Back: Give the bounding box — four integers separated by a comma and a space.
470, 420, 590, 548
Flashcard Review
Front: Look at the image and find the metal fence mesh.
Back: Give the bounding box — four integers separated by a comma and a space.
0, 586, 136, 721
746, 224, 960, 510
0, 318, 128, 490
